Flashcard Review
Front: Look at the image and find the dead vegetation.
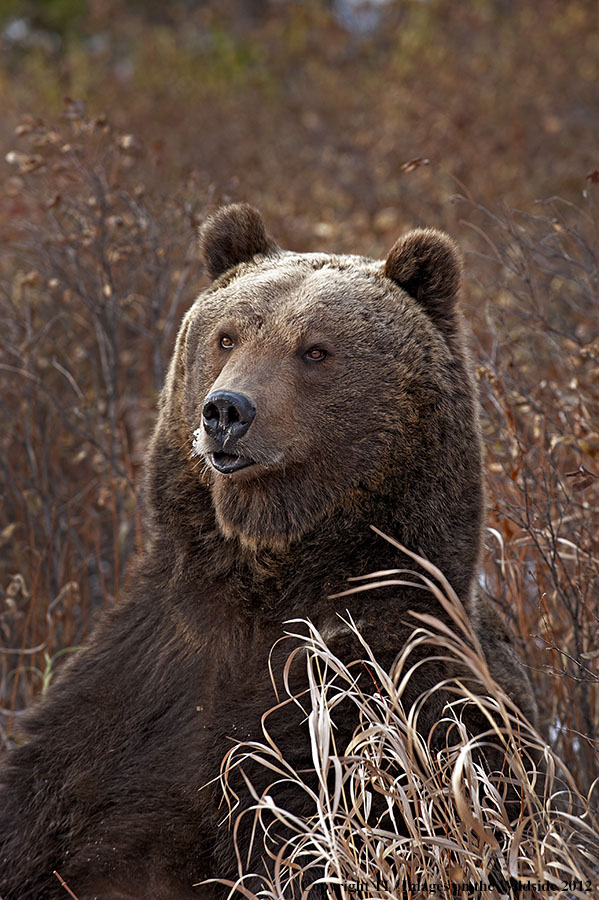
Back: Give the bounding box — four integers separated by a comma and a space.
218, 544, 598, 899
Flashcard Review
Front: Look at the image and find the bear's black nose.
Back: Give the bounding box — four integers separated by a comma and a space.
202, 391, 256, 445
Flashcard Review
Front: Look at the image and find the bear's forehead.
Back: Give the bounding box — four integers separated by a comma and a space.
197, 253, 398, 335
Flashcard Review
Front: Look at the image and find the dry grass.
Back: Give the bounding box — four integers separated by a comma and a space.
218, 542, 598, 899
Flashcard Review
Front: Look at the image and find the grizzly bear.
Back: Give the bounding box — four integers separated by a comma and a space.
0, 204, 536, 899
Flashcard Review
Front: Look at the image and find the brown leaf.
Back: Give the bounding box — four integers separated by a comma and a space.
400, 156, 430, 173
565, 464, 598, 491
0, 523, 18, 547
571, 476, 596, 492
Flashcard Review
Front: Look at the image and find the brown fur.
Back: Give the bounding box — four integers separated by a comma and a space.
0, 204, 536, 899
198, 202, 277, 280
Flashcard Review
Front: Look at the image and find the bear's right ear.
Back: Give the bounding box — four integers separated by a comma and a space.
384, 228, 463, 344
199, 203, 278, 280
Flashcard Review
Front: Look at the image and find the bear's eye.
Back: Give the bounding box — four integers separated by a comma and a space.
220, 335, 235, 350
304, 347, 327, 362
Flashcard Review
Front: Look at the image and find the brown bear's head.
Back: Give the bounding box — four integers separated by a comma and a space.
149, 203, 480, 556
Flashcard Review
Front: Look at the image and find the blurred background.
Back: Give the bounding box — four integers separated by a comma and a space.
1, 0, 598, 792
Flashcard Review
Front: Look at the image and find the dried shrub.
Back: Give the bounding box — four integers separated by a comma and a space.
464, 188, 599, 792
0, 102, 206, 732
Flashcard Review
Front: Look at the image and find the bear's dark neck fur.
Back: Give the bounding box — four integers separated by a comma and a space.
144, 431, 483, 627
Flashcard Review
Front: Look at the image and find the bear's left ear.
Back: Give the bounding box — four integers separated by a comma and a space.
384, 228, 463, 342
199, 203, 278, 280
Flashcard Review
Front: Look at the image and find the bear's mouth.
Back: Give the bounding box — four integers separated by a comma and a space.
209, 451, 254, 475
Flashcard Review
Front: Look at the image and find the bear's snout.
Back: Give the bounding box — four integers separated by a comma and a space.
202, 390, 256, 446
202, 390, 259, 473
